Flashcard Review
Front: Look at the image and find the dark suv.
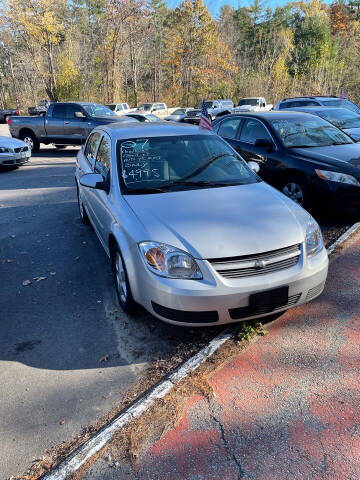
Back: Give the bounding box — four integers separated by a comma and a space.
274, 96, 360, 114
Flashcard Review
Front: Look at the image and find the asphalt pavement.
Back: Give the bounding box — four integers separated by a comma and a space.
0, 126, 216, 479
0, 124, 353, 479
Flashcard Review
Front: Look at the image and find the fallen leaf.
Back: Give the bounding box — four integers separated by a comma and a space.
82, 241, 87, 245
99, 354, 110, 363
59, 419, 66, 425
50, 272, 56, 276
10, 234, 16, 238
34, 277, 46, 282
22, 280, 31, 286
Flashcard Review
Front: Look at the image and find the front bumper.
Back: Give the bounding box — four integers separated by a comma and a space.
130, 244, 329, 327
0, 151, 30, 166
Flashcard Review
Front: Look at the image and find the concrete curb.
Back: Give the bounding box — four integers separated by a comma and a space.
43, 222, 360, 480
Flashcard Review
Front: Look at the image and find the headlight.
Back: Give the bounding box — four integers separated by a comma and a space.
0, 147, 10, 153
139, 241, 202, 279
305, 217, 323, 258
315, 169, 360, 186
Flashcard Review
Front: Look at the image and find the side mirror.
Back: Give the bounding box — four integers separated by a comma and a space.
75, 111, 86, 119
80, 173, 108, 192
248, 161, 260, 173
254, 138, 274, 151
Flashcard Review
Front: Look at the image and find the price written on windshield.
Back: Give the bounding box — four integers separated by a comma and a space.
121, 149, 163, 183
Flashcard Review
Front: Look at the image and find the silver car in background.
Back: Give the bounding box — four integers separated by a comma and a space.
0, 136, 31, 168
75, 123, 328, 327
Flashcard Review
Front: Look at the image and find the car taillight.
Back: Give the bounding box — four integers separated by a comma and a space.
7, 118, 12, 125
15, 110, 19, 115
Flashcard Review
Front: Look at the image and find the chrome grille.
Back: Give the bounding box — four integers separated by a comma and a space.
209, 244, 301, 278
229, 293, 301, 320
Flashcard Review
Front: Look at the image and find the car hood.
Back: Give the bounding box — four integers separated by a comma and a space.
290, 143, 360, 170
125, 183, 307, 259
343, 127, 360, 141
0, 136, 26, 148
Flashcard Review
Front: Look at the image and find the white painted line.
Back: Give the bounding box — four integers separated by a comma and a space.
44, 222, 360, 480
326, 222, 360, 256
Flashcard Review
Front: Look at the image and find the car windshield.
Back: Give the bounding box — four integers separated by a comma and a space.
195, 101, 213, 109
117, 135, 257, 194
320, 99, 360, 114
83, 104, 116, 117
138, 104, 152, 111
238, 99, 258, 106
269, 116, 354, 148
317, 108, 360, 129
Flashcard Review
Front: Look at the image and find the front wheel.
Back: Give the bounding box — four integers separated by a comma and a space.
20, 131, 40, 153
111, 245, 137, 314
280, 177, 309, 208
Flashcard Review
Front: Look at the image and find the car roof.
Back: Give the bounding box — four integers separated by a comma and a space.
280, 96, 339, 102
214, 111, 313, 121
96, 121, 213, 139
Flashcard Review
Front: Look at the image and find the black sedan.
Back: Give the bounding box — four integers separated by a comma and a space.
213, 112, 360, 212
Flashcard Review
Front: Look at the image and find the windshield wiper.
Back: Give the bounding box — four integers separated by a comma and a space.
124, 187, 167, 194
288, 145, 314, 148
330, 141, 352, 145
163, 180, 240, 189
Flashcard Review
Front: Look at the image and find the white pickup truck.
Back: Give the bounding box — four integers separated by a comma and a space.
233, 97, 273, 113
136, 103, 178, 119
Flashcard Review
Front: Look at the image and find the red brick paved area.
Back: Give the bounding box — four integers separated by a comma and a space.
135, 235, 360, 480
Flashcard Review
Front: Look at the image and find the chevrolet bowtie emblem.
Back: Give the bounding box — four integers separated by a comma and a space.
255, 260, 267, 269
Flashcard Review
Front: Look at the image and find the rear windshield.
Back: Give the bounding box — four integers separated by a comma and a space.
238, 99, 258, 106
117, 134, 257, 194
317, 108, 360, 129
320, 99, 360, 114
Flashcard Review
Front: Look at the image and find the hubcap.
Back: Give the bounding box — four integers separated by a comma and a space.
24, 136, 34, 150
115, 253, 127, 303
282, 182, 304, 205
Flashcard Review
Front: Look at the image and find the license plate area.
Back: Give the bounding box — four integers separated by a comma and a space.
249, 286, 289, 309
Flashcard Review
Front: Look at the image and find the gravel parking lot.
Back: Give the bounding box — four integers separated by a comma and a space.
0, 124, 353, 479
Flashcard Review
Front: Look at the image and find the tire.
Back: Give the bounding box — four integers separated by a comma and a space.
77, 185, 90, 225
111, 245, 137, 314
55, 145, 66, 150
20, 131, 40, 153
280, 176, 309, 208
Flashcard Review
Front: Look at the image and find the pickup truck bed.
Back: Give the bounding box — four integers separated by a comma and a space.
9, 102, 137, 152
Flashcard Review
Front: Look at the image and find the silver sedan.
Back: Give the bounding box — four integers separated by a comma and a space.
0, 136, 31, 168
75, 122, 328, 327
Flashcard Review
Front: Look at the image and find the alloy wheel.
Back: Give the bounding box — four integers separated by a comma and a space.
115, 252, 127, 303
23, 136, 34, 151
282, 182, 304, 205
